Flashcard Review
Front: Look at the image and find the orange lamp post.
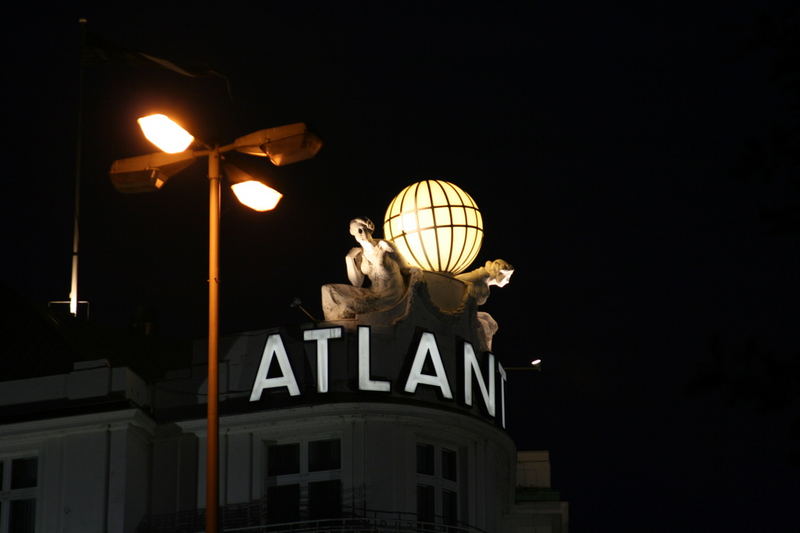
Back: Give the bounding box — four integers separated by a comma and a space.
110, 115, 322, 533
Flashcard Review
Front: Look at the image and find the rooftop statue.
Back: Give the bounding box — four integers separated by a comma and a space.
456, 259, 514, 350
320, 217, 513, 350
455, 259, 514, 303
321, 218, 412, 320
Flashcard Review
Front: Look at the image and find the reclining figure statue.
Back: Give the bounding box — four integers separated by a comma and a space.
455, 259, 514, 350
321, 217, 412, 321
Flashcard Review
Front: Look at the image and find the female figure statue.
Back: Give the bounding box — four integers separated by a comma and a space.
322, 218, 410, 320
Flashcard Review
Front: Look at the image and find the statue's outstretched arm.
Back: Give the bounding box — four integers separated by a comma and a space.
346, 247, 365, 287
455, 266, 488, 285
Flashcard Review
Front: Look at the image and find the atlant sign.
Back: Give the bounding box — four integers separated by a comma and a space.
248, 326, 510, 428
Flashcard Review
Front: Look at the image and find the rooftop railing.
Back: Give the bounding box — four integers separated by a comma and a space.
139, 504, 487, 533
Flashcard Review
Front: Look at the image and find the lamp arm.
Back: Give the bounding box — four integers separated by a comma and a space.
217, 141, 240, 154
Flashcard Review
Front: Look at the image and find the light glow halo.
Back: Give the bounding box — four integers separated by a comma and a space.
383, 179, 483, 274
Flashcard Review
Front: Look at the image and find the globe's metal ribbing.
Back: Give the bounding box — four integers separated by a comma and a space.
383, 180, 484, 275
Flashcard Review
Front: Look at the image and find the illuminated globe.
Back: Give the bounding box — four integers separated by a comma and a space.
383, 179, 483, 274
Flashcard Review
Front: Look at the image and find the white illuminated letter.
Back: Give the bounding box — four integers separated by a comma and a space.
358, 326, 391, 392
463, 342, 495, 416
303, 327, 342, 393
249, 333, 300, 401
404, 332, 453, 399
497, 363, 507, 428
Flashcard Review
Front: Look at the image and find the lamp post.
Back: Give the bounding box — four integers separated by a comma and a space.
110, 115, 321, 533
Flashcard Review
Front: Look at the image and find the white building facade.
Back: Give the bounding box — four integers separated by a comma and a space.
0, 272, 568, 532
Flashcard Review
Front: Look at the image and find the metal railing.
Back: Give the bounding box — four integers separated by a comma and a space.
138, 505, 487, 533
227, 515, 485, 533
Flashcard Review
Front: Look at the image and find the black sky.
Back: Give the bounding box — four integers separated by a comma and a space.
3, 3, 800, 532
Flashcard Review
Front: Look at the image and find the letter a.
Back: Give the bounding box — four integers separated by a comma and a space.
404, 332, 453, 399
250, 333, 300, 401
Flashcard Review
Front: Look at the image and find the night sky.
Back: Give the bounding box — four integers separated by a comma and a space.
3, 4, 800, 531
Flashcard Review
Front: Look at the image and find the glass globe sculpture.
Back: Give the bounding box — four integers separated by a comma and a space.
383, 179, 483, 274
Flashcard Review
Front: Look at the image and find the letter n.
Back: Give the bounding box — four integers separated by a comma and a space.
463, 342, 495, 417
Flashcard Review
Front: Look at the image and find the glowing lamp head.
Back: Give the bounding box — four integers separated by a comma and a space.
137, 114, 195, 153
383, 179, 483, 274
231, 181, 282, 211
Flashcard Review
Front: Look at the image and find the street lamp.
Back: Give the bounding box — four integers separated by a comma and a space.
110, 115, 322, 533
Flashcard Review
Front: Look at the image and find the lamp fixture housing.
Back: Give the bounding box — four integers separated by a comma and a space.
233, 123, 323, 166
110, 151, 197, 193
